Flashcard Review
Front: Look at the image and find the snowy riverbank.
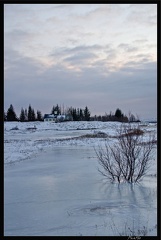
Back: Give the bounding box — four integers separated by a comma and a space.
4, 121, 157, 165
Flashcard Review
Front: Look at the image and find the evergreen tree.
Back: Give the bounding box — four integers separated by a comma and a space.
72, 108, 77, 121
37, 110, 43, 121
28, 104, 32, 121
80, 108, 84, 121
27, 104, 36, 121
84, 106, 90, 121
7, 104, 18, 121
31, 108, 36, 121
19, 108, 25, 122
115, 108, 123, 119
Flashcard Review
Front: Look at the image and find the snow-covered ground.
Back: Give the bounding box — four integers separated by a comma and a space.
4, 121, 157, 236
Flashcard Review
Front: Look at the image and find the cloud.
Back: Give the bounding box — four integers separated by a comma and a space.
5, 47, 156, 102
49, 43, 155, 76
127, 4, 157, 26
4, 30, 36, 52
4, 43, 157, 118
118, 43, 138, 53
4, 4, 157, 119
64, 52, 97, 65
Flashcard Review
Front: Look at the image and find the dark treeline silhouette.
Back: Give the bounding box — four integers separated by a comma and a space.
50, 104, 90, 121
4, 104, 139, 123
90, 108, 129, 122
4, 104, 43, 122
65, 106, 90, 121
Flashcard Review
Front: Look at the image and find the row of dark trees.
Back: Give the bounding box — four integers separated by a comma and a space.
65, 106, 90, 121
4, 104, 90, 122
91, 109, 128, 122
4, 104, 43, 122
50, 104, 130, 122
4, 104, 139, 122
50, 104, 90, 121
91, 109, 140, 123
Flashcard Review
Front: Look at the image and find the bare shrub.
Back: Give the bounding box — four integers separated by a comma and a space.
95, 123, 156, 183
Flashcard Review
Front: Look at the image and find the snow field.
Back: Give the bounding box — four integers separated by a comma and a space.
4, 121, 157, 165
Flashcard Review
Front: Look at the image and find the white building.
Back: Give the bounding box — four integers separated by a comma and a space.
44, 114, 73, 122
43, 114, 57, 122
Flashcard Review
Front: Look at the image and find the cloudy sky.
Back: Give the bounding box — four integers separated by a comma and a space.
4, 4, 157, 120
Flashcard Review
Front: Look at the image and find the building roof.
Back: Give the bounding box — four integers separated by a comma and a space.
44, 114, 56, 118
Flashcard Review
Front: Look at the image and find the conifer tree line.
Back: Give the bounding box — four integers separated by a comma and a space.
4, 103, 139, 122
4, 104, 43, 122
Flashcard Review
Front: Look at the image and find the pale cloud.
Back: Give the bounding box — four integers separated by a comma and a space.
126, 4, 157, 26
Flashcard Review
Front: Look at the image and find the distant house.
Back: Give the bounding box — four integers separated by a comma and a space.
43, 114, 57, 122
44, 114, 73, 122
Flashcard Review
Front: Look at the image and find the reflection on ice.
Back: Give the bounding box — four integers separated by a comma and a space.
4, 145, 157, 236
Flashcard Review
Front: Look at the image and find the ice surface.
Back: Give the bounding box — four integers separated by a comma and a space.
4, 121, 157, 236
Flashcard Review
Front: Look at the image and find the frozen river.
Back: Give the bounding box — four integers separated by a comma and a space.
4, 121, 157, 236
4, 147, 157, 236
4, 146, 100, 236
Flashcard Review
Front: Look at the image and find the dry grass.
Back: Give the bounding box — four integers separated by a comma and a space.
120, 128, 144, 137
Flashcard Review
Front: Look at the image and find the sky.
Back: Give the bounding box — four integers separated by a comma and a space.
4, 4, 157, 120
